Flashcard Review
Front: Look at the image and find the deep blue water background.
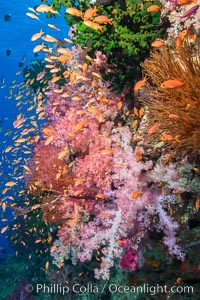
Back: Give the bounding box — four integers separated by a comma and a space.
0, 0, 69, 254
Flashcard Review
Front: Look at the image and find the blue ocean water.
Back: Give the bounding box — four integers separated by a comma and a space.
0, 0, 69, 254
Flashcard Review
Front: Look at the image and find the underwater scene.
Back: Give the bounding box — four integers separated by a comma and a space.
0, 0, 200, 299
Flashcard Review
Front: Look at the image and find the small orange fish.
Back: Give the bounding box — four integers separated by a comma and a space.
5, 181, 17, 187
83, 6, 98, 21
94, 15, 112, 25
57, 48, 71, 55
169, 114, 179, 119
165, 153, 174, 159
117, 101, 122, 110
135, 145, 142, 162
2, 202, 6, 212
160, 79, 184, 89
193, 167, 200, 174
131, 119, 138, 129
87, 107, 101, 115
134, 78, 147, 93
96, 193, 106, 199
31, 29, 44, 41
195, 198, 200, 210
4, 146, 13, 153
51, 76, 61, 83
31, 204, 41, 211
50, 68, 61, 73
45, 261, 49, 270
45, 135, 54, 145
35, 4, 55, 13
101, 149, 114, 155
72, 96, 81, 101
58, 55, 71, 63
26, 12, 40, 21
173, 189, 184, 194
151, 40, 165, 47
63, 71, 71, 78
175, 29, 188, 49
13, 117, 26, 129
148, 124, 158, 135
74, 178, 86, 187
83, 21, 104, 32
177, 0, 197, 5
141, 3, 145, 10
139, 107, 145, 118
35, 239, 42, 243
147, 5, 161, 12
33, 43, 45, 53
132, 191, 143, 200
48, 24, 60, 31
187, 32, 196, 42
74, 121, 88, 132
43, 128, 55, 135
1, 226, 9, 234
100, 212, 110, 218
160, 134, 175, 141
42, 35, 58, 43
50, 244, 57, 253
65, 7, 82, 18
92, 72, 103, 79
58, 149, 69, 160
176, 277, 182, 284
133, 107, 139, 116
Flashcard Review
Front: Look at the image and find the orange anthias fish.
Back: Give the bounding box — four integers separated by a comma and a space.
169, 114, 179, 119
31, 29, 44, 41
135, 145, 142, 162
35, 4, 58, 13
83, 6, 98, 21
13, 115, 26, 129
42, 35, 58, 43
26, 12, 40, 21
134, 78, 147, 93
57, 48, 71, 55
148, 124, 158, 135
151, 40, 165, 47
96, 193, 106, 199
58, 55, 71, 63
132, 191, 143, 200
101, 149, 114, 155
94, 15, 113, 25
48, 24, 60, 31
65, 7, 82, 18
175, 29, 188, 49
160, 134, 175, 141
195, 198, 200, 210
160, 79, 184, 89
33, 43, 45, 53
147, 5, 161, 12
177, 0, 197, 5
74, 121, 88, 132
83, 21, 104, 32
187, 32, 196, 42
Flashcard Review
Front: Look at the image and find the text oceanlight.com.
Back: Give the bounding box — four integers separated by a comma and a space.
27, 283, 194, 296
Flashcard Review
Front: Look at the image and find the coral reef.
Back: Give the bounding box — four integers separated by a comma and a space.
2, 0, 200, 299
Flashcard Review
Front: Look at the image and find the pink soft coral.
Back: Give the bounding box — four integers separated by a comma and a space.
120, 248, 138, 272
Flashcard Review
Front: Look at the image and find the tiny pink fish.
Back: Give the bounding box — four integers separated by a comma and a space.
13, 117, 27, 129
36, 71, 46, 81
180, 5, 199, 18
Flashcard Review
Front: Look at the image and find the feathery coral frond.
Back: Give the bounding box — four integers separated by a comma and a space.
141, 41, 200, 154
